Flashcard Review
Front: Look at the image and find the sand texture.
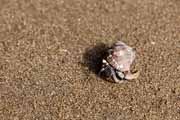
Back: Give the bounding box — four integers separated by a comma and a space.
0, 0, 180, 119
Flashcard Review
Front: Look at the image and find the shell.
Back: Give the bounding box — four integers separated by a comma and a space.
107, 41, 136, 72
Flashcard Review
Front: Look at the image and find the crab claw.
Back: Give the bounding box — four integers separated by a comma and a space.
98, 60, 108, 75
124, 71, 140, 80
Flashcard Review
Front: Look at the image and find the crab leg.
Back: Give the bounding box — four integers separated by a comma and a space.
124, 71, 140, 80
110, 67, 123, 83
98, 67, 107, 76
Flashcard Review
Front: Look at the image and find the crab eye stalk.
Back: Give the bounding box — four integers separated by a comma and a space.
102, 59, 108, 65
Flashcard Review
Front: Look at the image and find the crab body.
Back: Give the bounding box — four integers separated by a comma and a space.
99, 41, 139, 83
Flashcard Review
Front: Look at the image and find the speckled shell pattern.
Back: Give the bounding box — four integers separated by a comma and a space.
107, 41, 136, 72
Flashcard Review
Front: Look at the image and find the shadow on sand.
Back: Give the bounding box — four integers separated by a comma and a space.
82, 43, 109, 75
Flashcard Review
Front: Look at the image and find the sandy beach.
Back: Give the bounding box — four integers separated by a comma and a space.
0, 0, 180, 119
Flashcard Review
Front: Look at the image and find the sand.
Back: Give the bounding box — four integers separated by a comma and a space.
0, 0, 180, 119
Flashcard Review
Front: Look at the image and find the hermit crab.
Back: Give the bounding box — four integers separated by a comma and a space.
99, 41, 140, 83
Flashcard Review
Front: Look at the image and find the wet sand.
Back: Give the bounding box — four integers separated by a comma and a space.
0, 0, 180, 119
